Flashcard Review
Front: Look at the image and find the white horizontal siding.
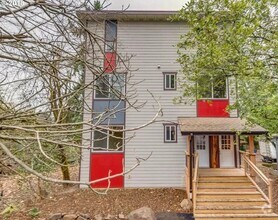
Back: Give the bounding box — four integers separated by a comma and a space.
118, 22, 194, 188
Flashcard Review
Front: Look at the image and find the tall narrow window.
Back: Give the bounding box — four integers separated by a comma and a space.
105, 20, 117, 52
164, 73, 177, 90
164, 124, 177, 143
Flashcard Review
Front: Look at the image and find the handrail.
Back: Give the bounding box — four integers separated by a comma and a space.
192, 153, 199, 214
244, 156, 269, 184
241, 152, 273, 208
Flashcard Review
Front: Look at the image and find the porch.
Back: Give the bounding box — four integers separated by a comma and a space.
178, 117, 278, 219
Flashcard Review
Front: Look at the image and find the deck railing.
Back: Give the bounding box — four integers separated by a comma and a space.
240, 151, 274, 208
192, 153, 199, 214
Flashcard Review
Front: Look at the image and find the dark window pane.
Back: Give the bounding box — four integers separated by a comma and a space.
105, 20, 117, 42
95, 75, 110, 98
109, 127, 123, 151
170, 75, 175, 89
93, 129, 107, 151
213, 77, 227, 98
170, 126, 176, 141
166, 126, 170, 141
165, 75, 170, 89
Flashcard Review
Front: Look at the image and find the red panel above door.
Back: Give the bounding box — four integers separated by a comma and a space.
90, 153, 124, 188
197, 100, 229, 117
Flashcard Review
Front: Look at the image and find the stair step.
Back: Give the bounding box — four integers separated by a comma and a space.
199, 179, 250, 183
199, 176, 248, 179
197, 191, 262, 195
198, 185, 256, 189
197, 198, 268, 206
198, 182, 253, 187
197, 191, 263, 199
195, 205, 272, 214
198, 187, 257, 192
194, 213, 278, 220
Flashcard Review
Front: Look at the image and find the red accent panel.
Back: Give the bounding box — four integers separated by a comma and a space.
104, 52, 116, 73
90, 153, 124, 188
197, 100, 229, 117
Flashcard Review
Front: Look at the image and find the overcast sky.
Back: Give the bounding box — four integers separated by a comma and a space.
107, 0, 186, 10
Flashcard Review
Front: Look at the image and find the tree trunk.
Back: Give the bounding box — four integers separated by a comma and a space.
58, 144, 70, 186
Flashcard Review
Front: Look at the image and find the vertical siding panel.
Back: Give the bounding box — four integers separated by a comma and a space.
118, 22, 195, 187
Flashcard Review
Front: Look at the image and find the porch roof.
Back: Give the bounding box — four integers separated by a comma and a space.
178, 117, 267, 135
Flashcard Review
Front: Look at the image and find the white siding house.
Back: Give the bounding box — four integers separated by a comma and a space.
78, 10, 251, 189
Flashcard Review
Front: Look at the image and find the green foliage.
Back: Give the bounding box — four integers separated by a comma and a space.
28, 207, 41, 219
1, 204, 17, 219
175, 0, 278, 133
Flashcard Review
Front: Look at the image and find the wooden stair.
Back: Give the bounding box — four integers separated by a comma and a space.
194, 175, 278, 220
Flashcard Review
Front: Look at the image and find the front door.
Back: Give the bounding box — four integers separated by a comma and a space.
209, 136, 220, 168
195, 135, 209, 168
219, 135, 235, 168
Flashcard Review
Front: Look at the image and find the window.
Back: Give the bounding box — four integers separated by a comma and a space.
164, 124, 177, 142
198, 76, 227, 99
196, 136, 206, 150
93, 126, 124, 151
221, 135, 232, 150
164, 73, 176, 90
105, 20, 117, 52
95, 74, 125, 99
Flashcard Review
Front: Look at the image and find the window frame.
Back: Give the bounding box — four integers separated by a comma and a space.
94, 74, 126, 100
195, 135, 207, 150
163, 72, 177, 91
164, 124, 178, 143
92, 126, 124, 152
220, 135, 232, 150
104, 20, 117, 53
198, 77, 229, 100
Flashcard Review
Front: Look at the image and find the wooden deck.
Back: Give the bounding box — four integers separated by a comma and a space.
199, 168, 245, 177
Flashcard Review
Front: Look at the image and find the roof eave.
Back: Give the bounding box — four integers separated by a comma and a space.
76, 10, 178, 22
181, 131, 268, 136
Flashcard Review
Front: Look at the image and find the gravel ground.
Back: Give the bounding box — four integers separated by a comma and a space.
9, 188, 187, 220
2, 160, 278, 220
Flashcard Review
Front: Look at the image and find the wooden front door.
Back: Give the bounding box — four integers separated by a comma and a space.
209, 136, 220, 168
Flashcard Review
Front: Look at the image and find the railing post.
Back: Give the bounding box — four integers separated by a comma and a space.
193, 180, 196, 214
269, 179, 273, 208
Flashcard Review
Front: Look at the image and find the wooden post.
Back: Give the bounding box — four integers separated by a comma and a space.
190, 135, 194, 194
185, 135, 192, 199
185, 136, 191, 199
249, 135, 256, 176
236, 134, 240, 168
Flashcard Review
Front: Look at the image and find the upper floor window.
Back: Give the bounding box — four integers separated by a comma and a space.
93, 126, 124, 152
164, 124, 177, 143
164, 72, 177, 90
95, 74, 125, 99
105, 20, 117, 52
198, 76, 227, 99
